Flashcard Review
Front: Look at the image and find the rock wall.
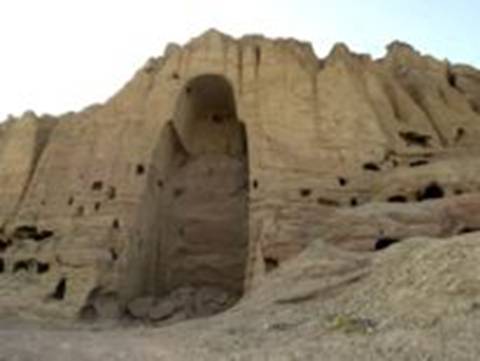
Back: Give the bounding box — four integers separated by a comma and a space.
0, 29, 480, 319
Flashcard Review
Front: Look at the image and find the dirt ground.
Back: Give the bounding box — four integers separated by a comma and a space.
3, 236, 480, 361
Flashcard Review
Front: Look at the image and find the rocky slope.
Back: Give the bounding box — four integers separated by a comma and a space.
2, 223, 480, 360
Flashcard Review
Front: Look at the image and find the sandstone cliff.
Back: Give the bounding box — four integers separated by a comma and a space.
1, 29, 480, 323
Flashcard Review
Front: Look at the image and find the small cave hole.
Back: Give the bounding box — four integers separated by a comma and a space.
458, 227, 480, 235
0, 258, 4, 273
107, 186, 116, 200
454, 189, 464, 196
416, 182, 445, 201
13, 260, 32, 273
68, 196, 75, 206
338, 177, 348, 187
33, 230, 54, 241
37, 262, 50, 274
455, 127, 465, 142
76, 205, 85, 217
252, 179, 259, 189
109, 248, 118, 261
211, 113, 223, 124
185, 86, 192, 94
173, 188, 185, 198
0, 239, 11, 253
399, 131, 431, 147
13, 225, 37, 240
91, 181, 103, 191
375, 237, 400, 251
172, 72, 180, 80
255, 46, 262, 67
136, 164, 145, 175
112, 219, 120, 230
50, 278, 67, 300
363, 163, 381, 172
409, 160, 429, 167
264, 257, 279, 273
350, 198, 358, 207
13, 226, 53, 241
94, 202, 101, 212
300, 188, 312, 198
157, 180, 164, 188
447, 71, 457, 88
387, 195, 408, 203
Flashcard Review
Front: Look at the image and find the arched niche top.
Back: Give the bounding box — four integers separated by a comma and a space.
172, 74, 244, 157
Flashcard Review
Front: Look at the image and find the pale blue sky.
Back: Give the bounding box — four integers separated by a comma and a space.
0, 0, 478, 121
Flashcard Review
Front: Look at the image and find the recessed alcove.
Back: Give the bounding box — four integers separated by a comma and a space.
144, 75, 249, 307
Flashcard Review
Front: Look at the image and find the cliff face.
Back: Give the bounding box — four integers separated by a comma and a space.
1, 29, 480, 320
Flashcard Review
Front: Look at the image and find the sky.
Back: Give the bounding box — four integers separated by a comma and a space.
0, 0, 478, 121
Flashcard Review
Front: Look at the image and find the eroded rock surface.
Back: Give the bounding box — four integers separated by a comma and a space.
0, 30, 480, 330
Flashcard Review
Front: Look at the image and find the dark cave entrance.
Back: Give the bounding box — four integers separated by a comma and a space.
156, 75, 249, 300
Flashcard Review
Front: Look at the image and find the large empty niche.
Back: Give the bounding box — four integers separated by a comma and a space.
153, 75, 249, 307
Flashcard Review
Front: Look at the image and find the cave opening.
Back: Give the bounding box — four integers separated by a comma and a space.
264, 257, 279, 273
387, 195, 408, 203
152, 74, 249, 309
416, 182, 445, 201
375, 237, 400, 251
50, 278, 67, 300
